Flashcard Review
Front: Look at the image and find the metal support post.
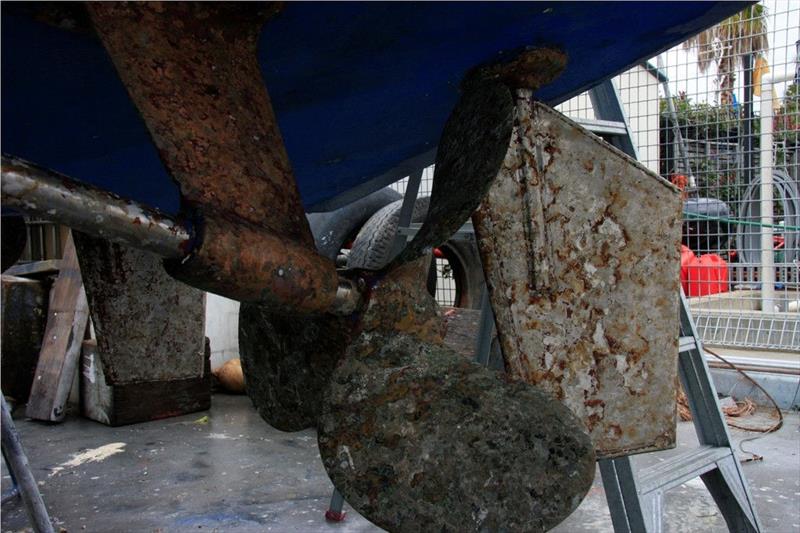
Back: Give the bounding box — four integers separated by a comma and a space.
390, 169, 424, 259
1, 395, 55, 533
325, 489, 347, 522
473, 288, 495, 366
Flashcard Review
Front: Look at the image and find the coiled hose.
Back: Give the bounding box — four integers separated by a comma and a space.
735, 169, 799, 265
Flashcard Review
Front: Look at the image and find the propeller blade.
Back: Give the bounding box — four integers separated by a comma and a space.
472, 97, 682, 458
318, 261, 595, 532
239, 259, 434, 432
239, 305, 355, 432
389, 80, 514, 267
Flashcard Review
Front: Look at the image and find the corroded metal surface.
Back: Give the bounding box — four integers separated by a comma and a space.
88, 3, 348, 314
317, 261, 595, 532
473, 97, 682, 458
1, 155, 191, 259
163, 215, 339, 313
359, 258, 444, 343
393, 48, 565, 269
393, 80, 514, 267
1, 275, 49, 402
238, 259, 430, 432
73, 232, 206, 385
2, 155, 359, 314
87, 2, 302, 239
467, 47, 567, 91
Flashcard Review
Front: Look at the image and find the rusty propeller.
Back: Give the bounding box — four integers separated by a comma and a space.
56, 5, 604, 531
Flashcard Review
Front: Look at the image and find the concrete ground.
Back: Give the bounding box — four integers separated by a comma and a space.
2, 395, 798, 533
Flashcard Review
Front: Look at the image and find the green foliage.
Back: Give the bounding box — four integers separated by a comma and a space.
682, 4, 769, 104
775, 82, 799, 145
659, 94, 740, 140
660, 87, 798, 209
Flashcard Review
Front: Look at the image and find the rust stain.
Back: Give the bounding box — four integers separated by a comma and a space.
357, 257, 445, 344
87, 3, 346, 312
473, 99, 682, 458
88, 2, 300, 237
165, 213, 338, 313
467, 47, 568, 91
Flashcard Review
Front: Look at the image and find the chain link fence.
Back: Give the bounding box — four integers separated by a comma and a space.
557, 1, 799, 351
392, 2, 799, 351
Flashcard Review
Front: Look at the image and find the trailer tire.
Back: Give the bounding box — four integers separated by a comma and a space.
307, 187, 401, 260
347, 196, 484, 308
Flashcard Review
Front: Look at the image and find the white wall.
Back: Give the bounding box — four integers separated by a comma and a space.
205, 293, 240, 369
556, 65, 661, 174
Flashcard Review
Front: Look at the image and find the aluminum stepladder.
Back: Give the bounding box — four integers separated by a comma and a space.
585, 78, 761, 533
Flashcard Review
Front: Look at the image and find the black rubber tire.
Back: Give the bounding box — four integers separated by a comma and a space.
435, 240, 485, 309
347, 196, 431, 270
347, 196, 485, 308
307, 187, 401, 260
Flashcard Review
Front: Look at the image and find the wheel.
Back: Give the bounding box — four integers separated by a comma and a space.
430, 240, 484, 309
307, 187, 401, 261
347, 196, 485, 308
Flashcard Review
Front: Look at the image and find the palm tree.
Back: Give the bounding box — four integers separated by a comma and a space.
683, 4, 769, 105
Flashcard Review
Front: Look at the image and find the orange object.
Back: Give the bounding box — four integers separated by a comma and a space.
670, 174, 689, 200
680, 245, 695, 295
686, 253, 729, 297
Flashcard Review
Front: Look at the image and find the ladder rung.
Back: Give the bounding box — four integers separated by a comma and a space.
575, 117, 629, 136
637, 445, 733, 496
679, 335, 698, 353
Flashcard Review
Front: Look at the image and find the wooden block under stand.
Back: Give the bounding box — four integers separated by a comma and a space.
81, 339, 211, 426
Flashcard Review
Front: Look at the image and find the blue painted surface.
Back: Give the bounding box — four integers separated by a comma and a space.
2, 2, 749, 214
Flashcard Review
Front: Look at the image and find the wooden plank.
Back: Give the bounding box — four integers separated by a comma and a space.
26, 233, 89, 422
4, 259, 61, 278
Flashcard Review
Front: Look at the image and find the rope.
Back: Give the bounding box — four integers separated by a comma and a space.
676, 346, 785, 464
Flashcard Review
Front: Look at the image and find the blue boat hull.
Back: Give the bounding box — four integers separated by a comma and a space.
2, 2, 749, 213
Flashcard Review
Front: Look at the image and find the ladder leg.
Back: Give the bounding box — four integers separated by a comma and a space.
600, 457, 648, 533
700, 458, 760, 533
587, 81, 762, 533
0, 395, 55, 533
325, 488, 346, 522
639, 491, 662, 533
473, 288, 494, 366
1, 448, 21, 504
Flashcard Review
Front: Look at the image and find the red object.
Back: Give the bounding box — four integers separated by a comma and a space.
670, 174, 689, 200
679, 245, 695, 294
325, 510, 347, 522
685, 253, 729, 297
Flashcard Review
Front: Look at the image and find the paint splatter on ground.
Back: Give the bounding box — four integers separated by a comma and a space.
49, 442, 126, 477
